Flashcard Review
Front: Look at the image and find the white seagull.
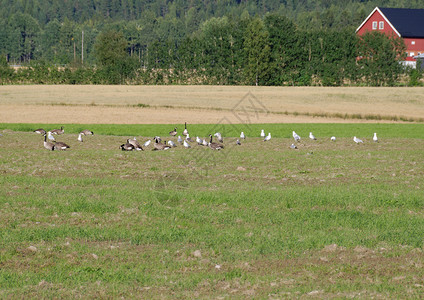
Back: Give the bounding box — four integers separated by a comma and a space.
331, 136, 336, 141
236, 139, 241, 145
240, 132, 245, 139
167, 140, 177, 147
264, 133, 271, 142
260, 129, 265, 138
143, 139, 151, 147
177, 135, 183, 144
309, 132, 317, 140
183, 140, 191, 148
373, 133, 378, 142
293, 131, 301, 142
78, 133, 83, 142
196, 136, 202, 145
47, 131, 55, 141
353, 136, 363, 144
202, 139, 208, 146
290, 143, 297, 149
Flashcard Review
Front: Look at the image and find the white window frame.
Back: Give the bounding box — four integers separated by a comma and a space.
372, 21, 377, 30
379, 21, 384, 29
412, 41, 416, 45
410, 52, 415, 57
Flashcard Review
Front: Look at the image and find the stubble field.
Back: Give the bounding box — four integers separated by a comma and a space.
0, 85, 424, 298
1, 85, 424, 123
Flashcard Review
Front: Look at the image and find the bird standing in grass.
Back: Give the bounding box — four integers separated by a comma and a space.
264, 133, 271, 142
34, 128, 46, 135
120, 143, 134, 151
290, 143, 297, 149
236, 139, 241, 145
293, 131, 301, 142
309, 132, 317, 140
260, 130, 265, 138
183, 140, 191, 148
80, 129, 93, 135
353, 136, 363, 144
331, 136, 336, 141
169, 127, 177, 136
54, 141, 70, 150
127, 138, 143, 151
43, 135, 55, 151
51, 126, 64, 135
373, 133, 378, 142
78, 133, 83, 142
240, 132, 245, 139
208, 134, 224, 150
143, 139, 151, 147
47, 131, 55, 142
183, 122, 188, 136
167, 140, 177, 147
177, 136, 183, 144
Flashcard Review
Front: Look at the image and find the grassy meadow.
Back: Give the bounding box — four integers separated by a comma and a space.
1, 123, 424, 298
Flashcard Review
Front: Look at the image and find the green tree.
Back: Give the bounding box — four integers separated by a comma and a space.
94, 29, 137, 84
243, 18, 271, 86
357, 32, 406, 86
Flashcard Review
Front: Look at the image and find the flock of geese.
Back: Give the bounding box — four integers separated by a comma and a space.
34, 122, 379, 152
35, 127, 94, 151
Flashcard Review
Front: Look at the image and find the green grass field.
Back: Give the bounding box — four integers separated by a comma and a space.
1, 123, 423, 298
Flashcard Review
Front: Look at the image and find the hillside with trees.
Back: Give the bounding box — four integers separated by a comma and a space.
0, 0, 422, 86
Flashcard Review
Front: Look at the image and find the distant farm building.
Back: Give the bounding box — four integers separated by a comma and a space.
356, 7, 424, 68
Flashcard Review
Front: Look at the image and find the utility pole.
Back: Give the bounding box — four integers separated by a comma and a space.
81, 30, 84, 64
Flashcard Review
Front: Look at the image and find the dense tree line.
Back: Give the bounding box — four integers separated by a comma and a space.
0, 0, 422, 86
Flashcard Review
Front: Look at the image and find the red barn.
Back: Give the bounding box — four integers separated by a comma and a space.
356, 7, 424, 67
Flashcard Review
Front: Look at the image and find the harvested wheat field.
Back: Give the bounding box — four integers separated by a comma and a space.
1, 85, 423, 124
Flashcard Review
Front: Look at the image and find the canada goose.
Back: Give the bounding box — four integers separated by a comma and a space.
78, 133, 83, 142
183, 140, 191, 148
34, 128, 46, 135
43, 135, 55, 151
353, 136, 363, 144
293, 131, 301, 142
331, 136, 336, 141
143, 139, 151, 147
240, 132, 245, 139
373, 133, 378, 142
236, 139, 241, 145
264, 133, 271, 142
127, 138, 143, 151
154, 136, 162, 143
309, 132, 317, 140
54, 141, 70, 150
120, 143, 134, 151
290, 143, 297, 149
183, 122, 188, 136
208, 134, 224, 150
51, 126, 64, 135
47, 131, 55, 141
80, 129, 94, 135
186, 134, 193, 143
167, 140, 177, 147
153, 138, 170, 151
260, 130, 265, 138
169, 127, 177, 136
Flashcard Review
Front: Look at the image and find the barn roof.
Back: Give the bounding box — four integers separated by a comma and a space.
379, 7, 424, 38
